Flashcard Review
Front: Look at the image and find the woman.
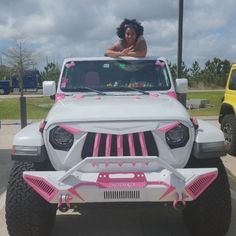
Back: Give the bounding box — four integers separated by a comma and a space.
105, 19, 147, 58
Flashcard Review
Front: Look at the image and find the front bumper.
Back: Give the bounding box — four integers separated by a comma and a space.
23, 156, 217, 208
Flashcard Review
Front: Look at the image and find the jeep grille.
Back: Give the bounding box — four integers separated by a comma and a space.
81, 131, 158, 159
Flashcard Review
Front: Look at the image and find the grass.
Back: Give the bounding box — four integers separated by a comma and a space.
0, 91, 224, 120
187, 91, 224, 116
0, 97, 54, 120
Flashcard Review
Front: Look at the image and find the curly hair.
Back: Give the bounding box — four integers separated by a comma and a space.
116, 19, 144, 39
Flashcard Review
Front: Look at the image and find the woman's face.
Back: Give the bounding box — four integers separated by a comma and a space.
124, 27, 137, 46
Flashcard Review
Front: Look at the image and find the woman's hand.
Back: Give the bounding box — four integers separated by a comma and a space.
120, 46, 134, 56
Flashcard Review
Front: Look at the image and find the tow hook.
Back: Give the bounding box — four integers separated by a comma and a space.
173, 192, 186, 210
58, 194, 72, 212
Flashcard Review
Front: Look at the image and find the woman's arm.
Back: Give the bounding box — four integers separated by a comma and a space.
126, 38, 147, 57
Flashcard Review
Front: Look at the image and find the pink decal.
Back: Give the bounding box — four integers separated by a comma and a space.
96, 172, 147, 188
24, 175, 58, 202
59, 124, 82, 135
118, 161, 124, 167
155, 60, 166, 67
149, 92, 159, 97
132, 161, 137, 166
93, 133, 101, 157
60, 77, 69, 88
167, 91, 177, 99
157, 121, 181, 133
128, 134, 135, 156
117, 135, 123, 156
55, 93, 65, 101
185, 171, 218, 199
192, 117, 198, 126
139, 132, 148, 156
39, 119, 46, 132
95, 96, 101, 100
105, 134, 112, 156
75, 95, 84, 100
133, 96, 141, 100
65, 61, 75, 69
68, 188, 85, 201
104, 161, 110, 167
159, 185, 175, 200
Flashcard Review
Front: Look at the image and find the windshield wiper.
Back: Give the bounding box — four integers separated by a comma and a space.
123, 87, 150, 95
77, 86, 107, 95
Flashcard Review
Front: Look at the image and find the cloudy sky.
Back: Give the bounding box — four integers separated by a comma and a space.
0, 0, 236, 70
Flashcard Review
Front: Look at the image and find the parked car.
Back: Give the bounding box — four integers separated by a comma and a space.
0, 80, 11, 94
6, 57, 231, 236
219, 63, 236, 156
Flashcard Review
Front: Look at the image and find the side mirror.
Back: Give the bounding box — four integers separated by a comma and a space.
43, 81, 56, 96
175, 78, 188, 94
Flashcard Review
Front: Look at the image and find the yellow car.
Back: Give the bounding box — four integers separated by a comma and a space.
219, 63, 236, 156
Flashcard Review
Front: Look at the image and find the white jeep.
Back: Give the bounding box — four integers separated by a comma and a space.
6, 57, 231, 236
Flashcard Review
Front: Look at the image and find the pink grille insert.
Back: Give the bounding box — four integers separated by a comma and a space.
93, 133, 101, 156
90, 132, 151, 157
24, 175, 58, 202
185, 171, 218, 199
139, 132, 148, 156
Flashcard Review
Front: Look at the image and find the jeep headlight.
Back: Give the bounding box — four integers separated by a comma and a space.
165, 123, 189, 149
49, 126, 74, 150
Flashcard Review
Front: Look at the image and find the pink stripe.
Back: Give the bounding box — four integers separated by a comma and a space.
59, 124, 82, 135
93, 133, 101, 157
139, 132, 148, 156
128, 134, 135, 156
117, 135, 123, 156
105, 134, 112, 156
157, 121, 181, 133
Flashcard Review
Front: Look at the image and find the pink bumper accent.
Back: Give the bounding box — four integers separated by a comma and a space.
24, 175, 58, 202
185, 171, 218, 199
97, 172, 147, 188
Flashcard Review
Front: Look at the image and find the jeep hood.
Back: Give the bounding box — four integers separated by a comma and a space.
46, 94, 190, 125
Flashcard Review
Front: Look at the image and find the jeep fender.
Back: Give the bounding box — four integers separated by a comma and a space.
192, 119, 226, 159
12, 122, 48, 162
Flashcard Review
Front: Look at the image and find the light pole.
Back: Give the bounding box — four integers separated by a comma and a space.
19, 42, 27, 128
177, 0, 186, 107
177, 0, 184, 78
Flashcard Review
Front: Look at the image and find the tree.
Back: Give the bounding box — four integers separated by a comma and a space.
2, 37, 39, 93
41, 62, 60, 83
2, 36, 39, 128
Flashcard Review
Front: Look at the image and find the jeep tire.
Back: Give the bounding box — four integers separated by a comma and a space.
221, 114, 236, 156
6, 162, 57, 236
183, 157, 231, 236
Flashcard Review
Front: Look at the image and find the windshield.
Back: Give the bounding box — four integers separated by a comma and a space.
60, 59, 171, 92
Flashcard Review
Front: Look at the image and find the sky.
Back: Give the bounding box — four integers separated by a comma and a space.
0, 0, 236, 70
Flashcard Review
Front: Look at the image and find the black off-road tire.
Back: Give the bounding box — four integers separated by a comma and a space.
221, 114, 236, 156
5, 161, 57, 236
183, 157, 231, 236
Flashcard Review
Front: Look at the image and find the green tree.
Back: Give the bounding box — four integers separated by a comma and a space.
41, 62, 60, 83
